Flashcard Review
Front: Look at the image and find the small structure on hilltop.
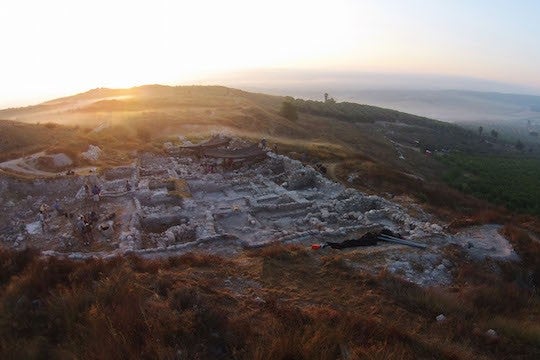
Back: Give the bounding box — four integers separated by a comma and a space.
202, 143, 267, 164
177, 135, 267, 166
180, 135, 231, 156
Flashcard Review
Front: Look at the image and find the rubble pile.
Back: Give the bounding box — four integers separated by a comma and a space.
0, 146, 449, 255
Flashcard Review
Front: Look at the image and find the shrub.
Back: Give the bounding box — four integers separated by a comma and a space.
0, 248, 37, 286
279, 101, 298, 121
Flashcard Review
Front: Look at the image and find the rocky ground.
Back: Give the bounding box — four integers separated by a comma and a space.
0, 140, 520, 287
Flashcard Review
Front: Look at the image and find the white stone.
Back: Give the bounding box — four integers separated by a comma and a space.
75, 186, 86, 199
347, 173, 359, 183
436, 314, 446, 322
51, 153, 73, 168
26, 221, 42, 235
164, 230, 176, 244
254, 296, 266, 304
321, 208, 330, 218
163, 142, 174, 150
81, 145, 102, 162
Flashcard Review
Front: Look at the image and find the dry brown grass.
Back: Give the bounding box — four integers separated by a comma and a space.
447, 209, 510, 231
0, 245, 539, 359
247, 242, 309, 260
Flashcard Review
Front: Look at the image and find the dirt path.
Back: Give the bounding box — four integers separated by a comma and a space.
0, 152, 96, 178
0, 152, 55, 177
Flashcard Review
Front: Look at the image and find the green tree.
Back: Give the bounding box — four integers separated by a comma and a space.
490, 129, 498, 139
515, 140, 524, 151
324, 92, 336, 104
280, 101, 298, 121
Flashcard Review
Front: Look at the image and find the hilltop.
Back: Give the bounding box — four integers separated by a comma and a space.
1, 85, 539, 359
0, 84, 508, 170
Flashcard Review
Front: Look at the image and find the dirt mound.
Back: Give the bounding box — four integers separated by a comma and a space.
451, 224, 519, 260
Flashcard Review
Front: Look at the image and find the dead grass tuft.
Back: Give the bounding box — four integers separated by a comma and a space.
0, 247, 539, 359
376, 271, 468, 317
448, 209, 509, 231
464, 283, 529, 314
0, 247, 38, 286
489, 316, 540, 347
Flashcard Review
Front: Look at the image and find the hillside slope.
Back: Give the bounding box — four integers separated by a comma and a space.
1, 241, 539, 360
0, 85, 521, 213
0, 85, 500, 158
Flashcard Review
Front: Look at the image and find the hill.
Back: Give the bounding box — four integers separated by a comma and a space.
328, 89, 540, 146
1, 86, 540, 359
332, 89, 540, 123
0, 84, 507, 159
0, 85, 527, 216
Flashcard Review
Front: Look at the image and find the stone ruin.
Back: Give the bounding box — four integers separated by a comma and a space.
0, 138, 523, 286
0, 141, 448, 259
142, 150, 440, 253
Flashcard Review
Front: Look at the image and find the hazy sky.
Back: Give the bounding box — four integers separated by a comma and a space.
1, 0, 539, 107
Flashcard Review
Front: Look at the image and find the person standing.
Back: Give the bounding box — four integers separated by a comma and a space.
84, 182, 91, 199
92, 184, 101, 202
75, 215, 85, 240
38, 210, 48, 232
39, 203, 50, 218
83, 218, 93, 246
52, 199, 65, 217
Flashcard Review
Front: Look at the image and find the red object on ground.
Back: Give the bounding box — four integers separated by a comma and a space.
311, 244, 321, 250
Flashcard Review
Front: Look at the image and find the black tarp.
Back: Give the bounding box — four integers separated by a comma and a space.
324, 229, 399, 249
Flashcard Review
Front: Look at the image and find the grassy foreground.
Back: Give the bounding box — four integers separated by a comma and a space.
1, 237, 539, 360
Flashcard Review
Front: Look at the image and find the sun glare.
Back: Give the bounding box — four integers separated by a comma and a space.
0, 0, 359, 106
1, 0, 539, 107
